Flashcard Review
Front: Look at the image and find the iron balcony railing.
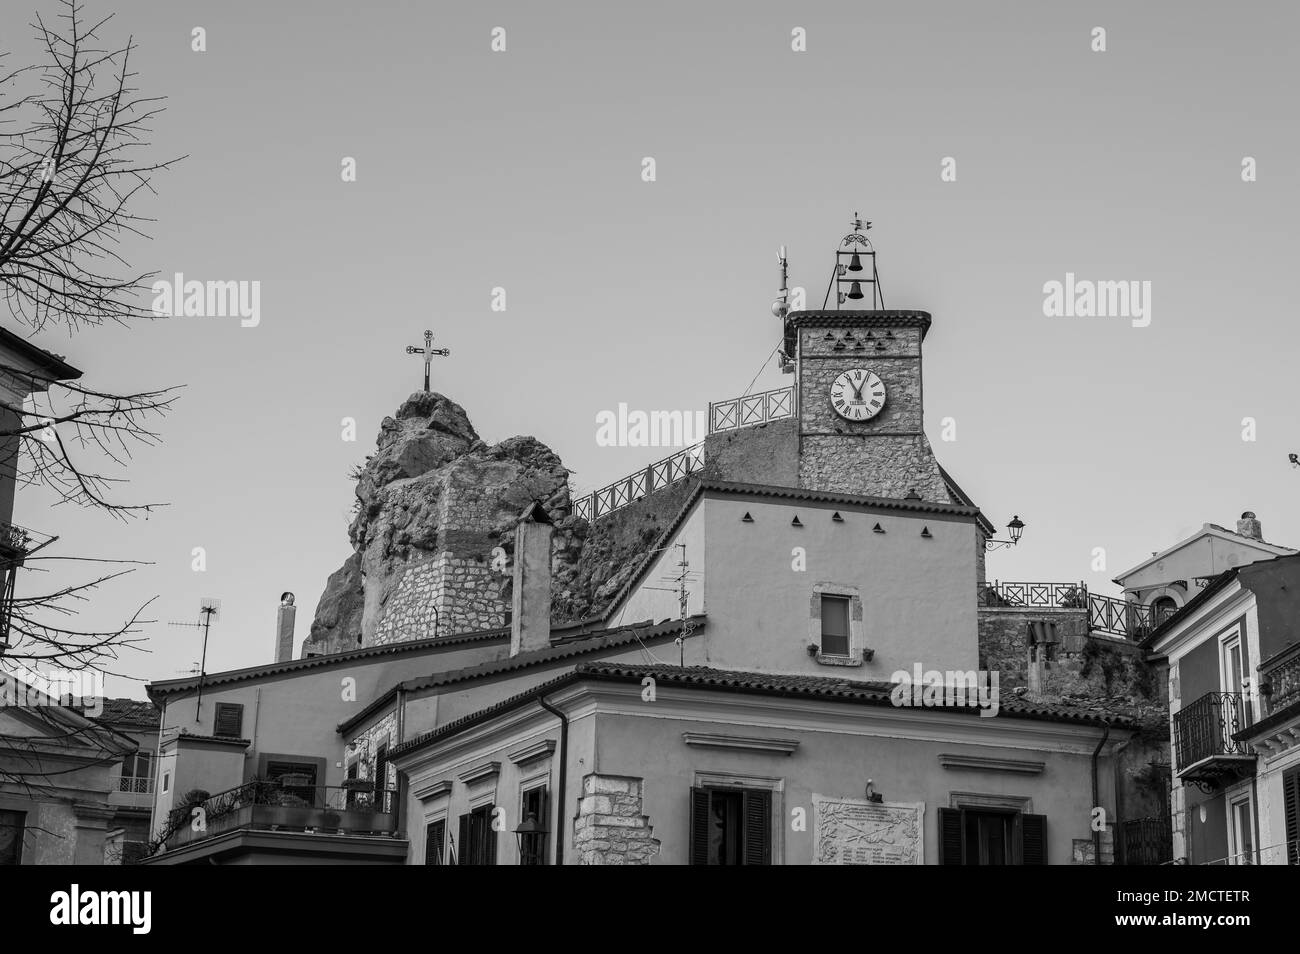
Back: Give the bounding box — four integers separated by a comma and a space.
168, 781, 398, 849
1173, 691, 1253, 774
1259, 642, 1300, 717
708, 386, 794, 433
1118, 816, 1173, 866
117, 776, 153, 795
977, 581, 1175, 640
573, 443, 704, 523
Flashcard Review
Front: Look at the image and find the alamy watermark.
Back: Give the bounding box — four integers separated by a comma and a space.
595, 403, 706, 448
0, 666, 104, 717
890, 664, 1000, 717
1042, 272, 1151, 328
151, 272, 260, 327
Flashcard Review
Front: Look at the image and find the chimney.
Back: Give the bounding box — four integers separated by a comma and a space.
276, 592, 297, 662
511, 502, 554, 657
1237, 511, 1263, 542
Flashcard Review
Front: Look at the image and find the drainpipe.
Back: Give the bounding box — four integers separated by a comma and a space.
1092, 721, 1111, 866
539, 695, 568, 866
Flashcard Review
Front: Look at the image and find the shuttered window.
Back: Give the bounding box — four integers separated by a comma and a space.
0, 810, 23, 866
374, 743, 389, 812
213, 703, 243, 738
457, 805, 497, 866
1284, 767, 1300, 866
820, 596, 850, 657
689, 786, 772, 865
939, 807, 1047, 865
424, 819, 446, 865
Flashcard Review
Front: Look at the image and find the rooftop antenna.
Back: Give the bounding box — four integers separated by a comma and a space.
641, 543, 700, 667
773, 246, 796, 373
169, 598, 220, 718
823, 212, 884, 309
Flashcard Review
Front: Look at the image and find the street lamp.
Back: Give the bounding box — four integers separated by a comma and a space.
514, 810, 549, 866
985, 515, 1025, 552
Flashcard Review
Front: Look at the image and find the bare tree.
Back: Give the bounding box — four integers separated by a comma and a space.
0, 1, 180, 683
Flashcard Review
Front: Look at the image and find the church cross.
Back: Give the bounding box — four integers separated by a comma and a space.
405, 330, 450, 392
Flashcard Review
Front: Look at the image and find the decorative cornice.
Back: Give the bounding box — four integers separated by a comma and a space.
681, 732, 799, 755
939, 753, 1046, 775
412, 779, 453, 801
457, 761, 501, 785
508, 739, 557, 766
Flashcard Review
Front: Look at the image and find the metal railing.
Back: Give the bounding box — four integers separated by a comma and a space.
976, 582, 1175, 640
1260, 642, 1300, 717
708, 386, 794, 433
1173, 691, 1252, 772
1118, 817, 1173, 865
977, 581, 1088, 609
573, 443, 704, 523
168, 781, 398, 848
118, 776, 153, 795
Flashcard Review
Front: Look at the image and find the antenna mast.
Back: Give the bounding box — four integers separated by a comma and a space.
169, 599, 221, 718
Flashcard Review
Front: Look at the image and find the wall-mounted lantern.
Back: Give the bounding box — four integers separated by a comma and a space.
985, 515, 1025, 551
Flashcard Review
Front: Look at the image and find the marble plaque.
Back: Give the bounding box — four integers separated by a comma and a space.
812, 795, 924, 865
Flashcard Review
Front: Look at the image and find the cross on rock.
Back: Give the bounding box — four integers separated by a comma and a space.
405, 330, 450, 392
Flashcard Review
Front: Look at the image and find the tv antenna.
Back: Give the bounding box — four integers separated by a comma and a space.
169, 598, 220, 718
642, 543, 699, 666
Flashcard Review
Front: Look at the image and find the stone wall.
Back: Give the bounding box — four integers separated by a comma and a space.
799, 434, 949, 501
572, 773, 659, 865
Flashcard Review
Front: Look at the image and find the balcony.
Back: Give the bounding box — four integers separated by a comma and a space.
166, 780, 399, 851
1173, 691, 1255, 791
1259, 643, 1300, 719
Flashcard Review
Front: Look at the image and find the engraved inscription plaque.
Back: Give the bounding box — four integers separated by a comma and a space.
812, 795, 924, 865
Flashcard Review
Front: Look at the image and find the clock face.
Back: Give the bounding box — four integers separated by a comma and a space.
830, 369, 886, 421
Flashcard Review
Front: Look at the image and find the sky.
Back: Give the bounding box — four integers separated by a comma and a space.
5, 0, 1298, 698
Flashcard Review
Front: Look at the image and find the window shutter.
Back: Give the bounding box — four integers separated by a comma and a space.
484, 806, 497, 866
425, 819, 444, 865
938, 808, 964, 864
457, 815, 469, 866
1021, 813, 1047, 865
213, 703, 243, 738
689, 787, 711, 865
1283, 768, 1300, 866
742, 789, 772, 865
373, 744, 389, 811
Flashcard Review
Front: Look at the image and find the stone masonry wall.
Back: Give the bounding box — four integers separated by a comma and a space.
573, 773, 660, 865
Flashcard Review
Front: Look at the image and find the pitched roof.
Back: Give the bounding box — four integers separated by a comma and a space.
95, 697, 160, 729
337, 616, 698, 735
937, 465, 997, 536
391, 660, 1132, 760
0, 325, 82, 381
147, 625, 512, 700
1114, 522, 1295, 586
786, 310, 933, 340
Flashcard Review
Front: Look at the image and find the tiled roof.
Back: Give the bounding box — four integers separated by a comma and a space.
786, 310, 933, 339
338, 616, 697, 735
96, 697, 160, 729
147, 625, 512, 700
391, 660, 1132, 760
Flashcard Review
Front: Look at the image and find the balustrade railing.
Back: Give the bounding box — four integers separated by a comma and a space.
977, 581, 1088, 609
977, 582, 1177, 640
168, 781, 398, 848
1260, 642, 1300, 717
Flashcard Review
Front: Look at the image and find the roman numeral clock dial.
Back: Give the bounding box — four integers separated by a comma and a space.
829, 368, 886, 421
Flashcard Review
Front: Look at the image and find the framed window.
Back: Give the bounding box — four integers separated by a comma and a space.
689, 786, 771, 865
119, 751, 154, 793
820, 595, 850, 657
161, 772, 170, 794
213, 702, 244, 738
1228, 792, 1255, 865
424, 818, 446, 866
457, 805, 497, 866
1220, 630, 1250, 728
519, 785, 549, 865
0, 810, 23, 866
939, 808, 1046, 865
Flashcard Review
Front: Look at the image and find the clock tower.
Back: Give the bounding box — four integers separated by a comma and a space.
779, 219, 951, 503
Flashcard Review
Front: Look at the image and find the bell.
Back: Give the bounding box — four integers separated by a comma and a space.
848, 251, 864, 272
846, 281, 865, 300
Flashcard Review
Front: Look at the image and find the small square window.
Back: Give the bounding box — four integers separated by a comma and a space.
820, 595, 850, 657
213, 702, 244, 738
